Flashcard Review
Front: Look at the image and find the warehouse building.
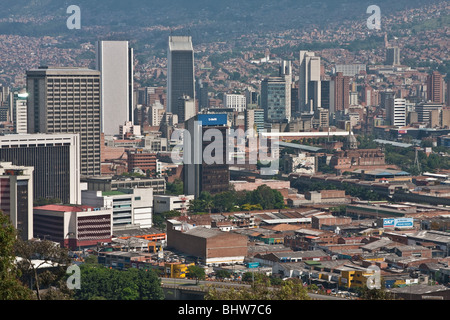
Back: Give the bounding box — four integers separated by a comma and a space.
166, 220, 248, 265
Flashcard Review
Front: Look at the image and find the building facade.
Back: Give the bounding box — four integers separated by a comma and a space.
26, 67, 101, 177
0, 162, 33, 240
33, 204, 112, 249
183, 114, 230, 198
96, 40, 134, 135
299, 51, 321, 113
0, 133, 81, 204
167, 36, 195, 115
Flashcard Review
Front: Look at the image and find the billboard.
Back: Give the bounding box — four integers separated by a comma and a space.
197, 114, 227, 126
383, 218, 414, 228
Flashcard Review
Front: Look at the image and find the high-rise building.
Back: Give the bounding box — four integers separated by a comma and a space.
447, 80, 450, 107
196, 80, 209, 112
261, 62, 292, 123
386, 47, 401, 66
0, 133, 81, 204
177, 94, 196, 123
415, 102, 444, 127
183, 114, 230, 198
298, 51, 321, 113
167, 36, 195, 115
223, 94, 246, 113
330, 72, 350, 113
26, 66, 101, 177
95, 40, 134, 135
427, 71, 444, 104
0, 162, 34, 240
13, 89, 28, 134
245, 107, 265, 135
386, 98, 407, 127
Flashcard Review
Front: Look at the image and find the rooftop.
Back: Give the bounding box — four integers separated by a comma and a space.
33, 204, 95, 212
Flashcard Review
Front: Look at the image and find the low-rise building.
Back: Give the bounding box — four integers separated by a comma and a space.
82, 187, 153, 229
153, 194, 194, 214
166, 220, 248, 265
33, 204, 113, 249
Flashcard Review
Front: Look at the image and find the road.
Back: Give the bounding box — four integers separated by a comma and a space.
160, 277, 348, 300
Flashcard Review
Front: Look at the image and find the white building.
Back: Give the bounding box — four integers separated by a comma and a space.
299, 51, 321, 113
82, 187, 154, 229
0, 162, 34, 240
223, 94, 246, 112
96, 40, 134, 135
387, 98, 407, 127
14, 90, 28, 134
153, 194, 194, 214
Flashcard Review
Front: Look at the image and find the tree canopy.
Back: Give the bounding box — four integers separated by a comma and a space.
188, 185, 285, 214
74, 264, 164, 300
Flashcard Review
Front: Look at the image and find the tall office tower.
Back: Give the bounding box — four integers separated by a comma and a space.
167, 36, 195, 114
223, 94, 246, 112
26, 66, 101, 177
177, 94, 196, 123
298, 51, 321, 113
380, 90, 395, 110
427, 71, 444, 104
320, 79, 330, 110
0, 133, 81, 204
95, 40, 134, 135
149, 101, 165, 127
0, 162, 34, 240
447, 80, 450, 107
12, 89, 28, 133
415, 103, 444, 127
196, 80, 209, 112
261, 77, 289, 122
385, 46, 401, 66
261, 61, 292, 123
386, 98, 407, 127
330, 72, 350, 113
446, 78, 450, 107
183, 114, 230, 198
245, 107, 265, 135
0, 86, 10, 103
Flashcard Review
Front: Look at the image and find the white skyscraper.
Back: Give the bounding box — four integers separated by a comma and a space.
95, 40, 134, 135
223, 94, 246, 112
167, 36, 195, 115
299, 51, 321, 113
387, 98, 407, 127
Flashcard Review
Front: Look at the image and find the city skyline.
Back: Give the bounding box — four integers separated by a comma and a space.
0, 0, 450, 304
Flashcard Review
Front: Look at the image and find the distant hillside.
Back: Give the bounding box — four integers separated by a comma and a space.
0, 0, 442, 38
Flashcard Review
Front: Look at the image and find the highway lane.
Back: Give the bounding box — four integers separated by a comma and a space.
160, 277, 349, 300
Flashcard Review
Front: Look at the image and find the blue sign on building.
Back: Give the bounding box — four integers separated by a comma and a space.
383, 218, 413, 228
197, 114, 227, 126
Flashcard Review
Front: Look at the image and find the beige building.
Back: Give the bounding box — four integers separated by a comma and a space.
26, 67, 101, 176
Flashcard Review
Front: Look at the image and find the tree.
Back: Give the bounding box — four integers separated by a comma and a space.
166, 179, 184, 195
0, 212, 33, 300
15, 238, 72, 300
205, 278, 310, 300
74, 265, 164, 300
186, 265, 206, 284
